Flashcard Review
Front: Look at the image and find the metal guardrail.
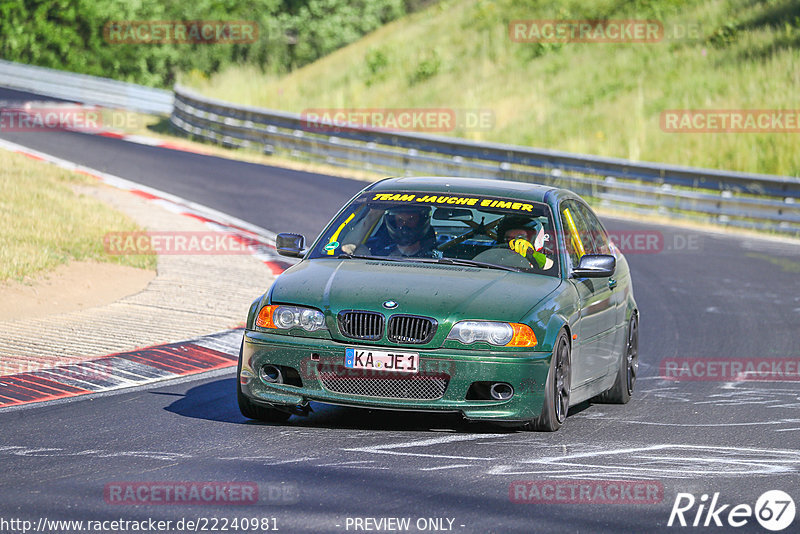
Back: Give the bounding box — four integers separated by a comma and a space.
171, 85, 800, 235
0, 58, 796, 235
0, 60, 172, 115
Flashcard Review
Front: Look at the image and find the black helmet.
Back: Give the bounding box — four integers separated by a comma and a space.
497, 216, 543, 244
385, 206, 432, 246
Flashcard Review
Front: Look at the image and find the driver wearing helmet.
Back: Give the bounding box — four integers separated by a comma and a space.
378, 205, 441, 258
496, 216, 551, 269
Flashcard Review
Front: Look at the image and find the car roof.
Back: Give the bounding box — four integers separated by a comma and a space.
368, 176, 561, 204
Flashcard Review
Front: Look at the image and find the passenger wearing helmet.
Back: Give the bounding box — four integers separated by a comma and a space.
496, 216, 551, 269
378, 206, 440, 258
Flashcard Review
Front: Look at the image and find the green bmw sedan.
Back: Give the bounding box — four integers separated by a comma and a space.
238, 176, 638, 431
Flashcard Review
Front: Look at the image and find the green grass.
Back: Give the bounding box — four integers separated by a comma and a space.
184, 0, 800, 177
0, 150, 156, 282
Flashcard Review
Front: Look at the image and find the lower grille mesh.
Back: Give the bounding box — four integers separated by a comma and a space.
319, 365, 448, 400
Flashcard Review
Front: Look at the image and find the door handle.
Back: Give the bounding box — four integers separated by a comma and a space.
608, 278, 617, 290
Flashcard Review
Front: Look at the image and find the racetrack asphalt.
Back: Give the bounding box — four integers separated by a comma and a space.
1, 87, 799, 533
0, 88, 365, 239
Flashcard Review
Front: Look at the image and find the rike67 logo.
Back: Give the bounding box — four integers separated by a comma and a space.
668, 490, 795, 531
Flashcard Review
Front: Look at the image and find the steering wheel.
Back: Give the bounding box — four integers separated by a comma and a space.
472, 247, 536, 269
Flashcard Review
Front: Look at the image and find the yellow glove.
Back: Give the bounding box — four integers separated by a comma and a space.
509, 238, 534, 257
509, 238, 547, 269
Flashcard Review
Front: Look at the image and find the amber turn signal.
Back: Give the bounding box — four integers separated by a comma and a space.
507, 323, 538, 347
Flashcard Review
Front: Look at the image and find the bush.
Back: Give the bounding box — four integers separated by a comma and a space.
0, 0, 412, 88
408, 49, 441, 85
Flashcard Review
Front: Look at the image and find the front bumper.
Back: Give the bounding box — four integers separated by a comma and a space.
240, 330, 553, 422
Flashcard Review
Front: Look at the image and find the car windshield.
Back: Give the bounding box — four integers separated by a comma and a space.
308, 191, 560, 277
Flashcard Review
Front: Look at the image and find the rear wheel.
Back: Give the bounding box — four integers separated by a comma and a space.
596, 313, 638, 404
236, 341, 291, 423
526, 331, 570, 431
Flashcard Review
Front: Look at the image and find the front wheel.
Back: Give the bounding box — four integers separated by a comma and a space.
525, 331, 571, 431
596, 313, 638, 404
236, 341, 291, 423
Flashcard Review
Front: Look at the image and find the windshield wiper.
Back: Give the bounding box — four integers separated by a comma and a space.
418, 257, 521, 272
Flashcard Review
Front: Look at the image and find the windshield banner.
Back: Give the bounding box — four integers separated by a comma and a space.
368, 192, 538, 213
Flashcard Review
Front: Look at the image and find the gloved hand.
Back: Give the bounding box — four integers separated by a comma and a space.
509, 238, 534, 257
508, 238, 547, 269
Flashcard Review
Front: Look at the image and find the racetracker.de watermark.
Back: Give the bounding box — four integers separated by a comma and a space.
509, 20, 663, 43
605, 230, 701, 254
661, 110, 800, 133
660, 358, 800, 382
103, 20, 258, 44
1, 360, 112, 381
510, 480, 664, 504
0, 105, 146, 132
299, 358, 456, 381
301, 108, 495, 133
105, 482, 257, 505
0, 106, 101, 132
103, 231, 260, 255
103, 482, 299, 505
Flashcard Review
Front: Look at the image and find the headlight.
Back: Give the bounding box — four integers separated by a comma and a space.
256, 305, 326, 332
447, 321, 537, 347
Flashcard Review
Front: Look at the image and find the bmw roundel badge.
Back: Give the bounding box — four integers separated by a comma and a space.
383, 300, 398, 309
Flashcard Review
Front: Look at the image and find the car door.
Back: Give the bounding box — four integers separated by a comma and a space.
571, 201, 622, 375
560, 200, 616, 386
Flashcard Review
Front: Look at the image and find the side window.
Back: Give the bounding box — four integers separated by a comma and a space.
561, 200, 595, 267
572, 202, 611, 254
560, 201, 587, 268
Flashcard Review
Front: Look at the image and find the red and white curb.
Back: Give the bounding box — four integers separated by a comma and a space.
0, 117, 296, 408
0, 330, 243, 409
94, 129, 213, 155
0, 136, 294, 275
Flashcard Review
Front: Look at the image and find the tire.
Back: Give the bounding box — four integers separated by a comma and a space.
596, 313, 638, 404
525, 331, 571, 431
236, 341, 291, 423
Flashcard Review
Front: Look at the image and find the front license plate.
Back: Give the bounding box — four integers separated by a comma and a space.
345, 348, 419, 374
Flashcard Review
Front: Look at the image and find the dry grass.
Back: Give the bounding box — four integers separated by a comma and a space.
0, 150, 156, 282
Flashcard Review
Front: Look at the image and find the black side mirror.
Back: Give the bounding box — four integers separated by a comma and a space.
276, 233, 306, 258
572, 254, 616, 278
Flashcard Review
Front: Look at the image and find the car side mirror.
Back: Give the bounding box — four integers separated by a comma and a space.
572, 254, 616, 278
276, 233, 306, 258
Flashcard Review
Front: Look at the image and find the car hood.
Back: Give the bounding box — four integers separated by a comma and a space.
270, 259, 561, 342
